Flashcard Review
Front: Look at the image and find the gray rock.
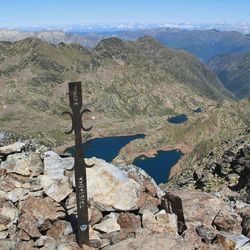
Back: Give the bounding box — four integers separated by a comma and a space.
0, 142, 25, 155
39, 175, 72, 203
103, 233, 194, 250
93, 213, 121, 234
43, 151, 74, 179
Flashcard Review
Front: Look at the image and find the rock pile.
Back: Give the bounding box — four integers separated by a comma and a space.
0, 140, 249, 249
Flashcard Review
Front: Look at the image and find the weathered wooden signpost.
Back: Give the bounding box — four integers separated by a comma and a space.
63, 82, 93, 249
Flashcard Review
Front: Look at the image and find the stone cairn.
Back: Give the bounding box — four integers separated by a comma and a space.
0, 139, 249, 249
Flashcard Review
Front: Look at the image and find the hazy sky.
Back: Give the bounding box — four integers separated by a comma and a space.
1, 0, 249, 27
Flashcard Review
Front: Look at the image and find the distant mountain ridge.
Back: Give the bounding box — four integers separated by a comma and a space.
208, 52, 250, 99
1, 28, 250, 62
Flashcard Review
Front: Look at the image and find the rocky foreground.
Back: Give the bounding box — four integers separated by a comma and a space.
0, 136, 249, 249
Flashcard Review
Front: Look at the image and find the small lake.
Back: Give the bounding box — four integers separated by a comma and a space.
67, 134, 183, 184
68, 134, 145, 163
168, 114, 188, 124
133, 150, 183, 184
193, 107, 203, 113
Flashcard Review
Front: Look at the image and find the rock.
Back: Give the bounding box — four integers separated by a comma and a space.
104, 233, 194, 250
108, 230, 134, 245
165, 190, 225, 229
196, 225, 216, 243
40, 236, 57, 250
47, 220, 73, 240
65, 192, 77, 215
0, 230, 8, 239
238, 243, 250, 249
0, 215, 11, 232
138, 194, 160, 214
0, 153, 42, 176
37, 218, 52, 232
93, 213, 121, 234
15, 240, 35, 250
85, 158, 141, 211
34, 237, 46, 247
57, 242, 81, 250
162, 191, 187, 234
89, 226, 102, 248
18, 213, 41, 238
0, 142, 25, 155
90, 206, 103, 226
7, 188, 29, 202
0, 201, 18, 229
21, 196, 65, 220
242, 216, 250, 238
0, 239, 16, 250
43, 151, 74, 179
117, 212, 141, 233
213, 206, 242, 233
17, 229, 30, 241
142, 210, 178, 234
216, 231, 250, 250
40, 175, 72, 202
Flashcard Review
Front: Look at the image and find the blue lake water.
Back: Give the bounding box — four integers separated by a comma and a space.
68, 134, 145, 163
133, 150, 183, 184
168, 114, 188, 124
193, 107, 203, 113
67, 134, 183, 184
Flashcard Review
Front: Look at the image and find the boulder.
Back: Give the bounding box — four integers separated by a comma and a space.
213, 206, 243, 234
216, 231, 250, 250
0, 153, 42, 176
43, 151, 74, 179
103, 233, 194, 250
0, 142, 25, 155
39, 175, 72, 203
142, 210, 178, 234
117, 212, 141, 233
0, 201, 18, 230
18, 213, 41, 238
47, 220, 73, 240
164, 190, 225, 229
21, 196, 65, 220
93, 213, 121, 234
85, 158, 141, 211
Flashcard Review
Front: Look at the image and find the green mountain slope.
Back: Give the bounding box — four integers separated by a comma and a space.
208, 52, 250, 99
0, 36, 233, 144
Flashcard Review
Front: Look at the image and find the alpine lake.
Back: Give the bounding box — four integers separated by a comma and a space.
68, 110, 202, 184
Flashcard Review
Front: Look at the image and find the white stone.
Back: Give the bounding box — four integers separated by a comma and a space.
0, 142, 25, 154
85, 158, 141, 211
93, 213, 121, 234
39, 175, 72, 203
43, 151, 74, 179
7, 188, 29, 202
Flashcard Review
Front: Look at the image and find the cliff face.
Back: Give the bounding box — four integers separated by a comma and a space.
0, 138, 249, 249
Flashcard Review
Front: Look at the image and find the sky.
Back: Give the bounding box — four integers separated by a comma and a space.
0, 0, 249, 27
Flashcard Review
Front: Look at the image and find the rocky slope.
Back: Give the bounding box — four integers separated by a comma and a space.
208, 52, 250, 99
0, 138, 250, 249
164, 127, 250, 203
0, 36, 233, 145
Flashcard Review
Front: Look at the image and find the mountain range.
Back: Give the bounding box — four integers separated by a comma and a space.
208, 52, 250, 99
1, 28, 250, 62
0, 36, 234, 145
